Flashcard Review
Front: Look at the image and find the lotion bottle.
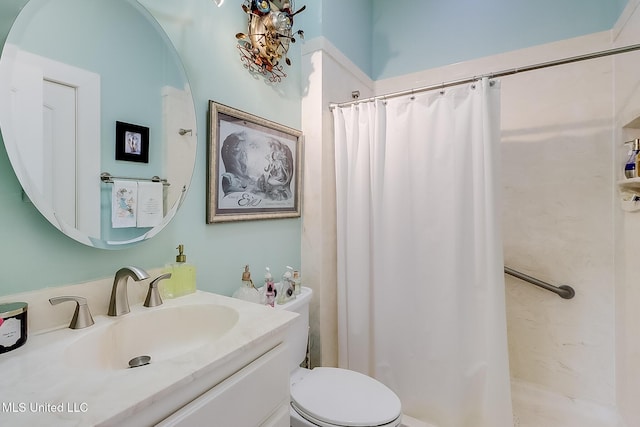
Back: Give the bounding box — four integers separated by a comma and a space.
161, 244, 196, 298
264, 267, 276, 307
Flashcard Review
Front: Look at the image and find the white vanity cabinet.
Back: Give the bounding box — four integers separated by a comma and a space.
156, 344, 290, 427
0, 291, 298, 427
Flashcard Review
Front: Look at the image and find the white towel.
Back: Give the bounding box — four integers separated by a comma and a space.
136, 181, 164, 228
112, 180, 137, 228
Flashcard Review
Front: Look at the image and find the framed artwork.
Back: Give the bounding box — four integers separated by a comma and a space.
115, 121, 149, 163
207, 101, 303, 223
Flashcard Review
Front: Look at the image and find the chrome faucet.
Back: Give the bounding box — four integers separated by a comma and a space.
49, 296, 95, 329
108, 266, 150, 316
144, 272, 171, 308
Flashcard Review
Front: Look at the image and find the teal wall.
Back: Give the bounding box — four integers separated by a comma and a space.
296, 0, 372, 75
0, 0, 303, 297
371, 0, 627, 79
302, 0, 627, 80
0, 0, 629, 298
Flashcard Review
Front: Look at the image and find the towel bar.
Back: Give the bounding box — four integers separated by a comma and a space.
100, 172, 170, 186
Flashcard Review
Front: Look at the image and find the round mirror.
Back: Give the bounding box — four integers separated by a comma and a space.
0, 0, 197, 249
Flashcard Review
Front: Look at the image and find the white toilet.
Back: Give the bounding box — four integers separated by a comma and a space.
275, 287, 403, 427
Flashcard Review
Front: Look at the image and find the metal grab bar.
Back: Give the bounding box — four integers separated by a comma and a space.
504, 267, 575, 299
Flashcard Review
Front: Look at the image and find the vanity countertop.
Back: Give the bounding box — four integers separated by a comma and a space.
0, 291, 297, 426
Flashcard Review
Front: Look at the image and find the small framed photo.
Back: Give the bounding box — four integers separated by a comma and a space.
115, 121, 149, 163
207, 101, 303, 223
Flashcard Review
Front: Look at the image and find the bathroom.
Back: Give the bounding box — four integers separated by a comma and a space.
1, 0, 639, 426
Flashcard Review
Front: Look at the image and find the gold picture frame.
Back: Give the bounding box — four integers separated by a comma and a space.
206, 101, 302, 223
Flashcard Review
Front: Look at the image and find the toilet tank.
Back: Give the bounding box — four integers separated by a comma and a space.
274, 286, 312, 372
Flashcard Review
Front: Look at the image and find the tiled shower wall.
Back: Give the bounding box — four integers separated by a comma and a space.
614, 1, 640, 425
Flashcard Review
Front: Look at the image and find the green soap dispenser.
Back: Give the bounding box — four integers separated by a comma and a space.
161, 244, 196, 298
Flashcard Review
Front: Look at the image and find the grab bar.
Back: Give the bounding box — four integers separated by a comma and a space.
504, 267, 575, 299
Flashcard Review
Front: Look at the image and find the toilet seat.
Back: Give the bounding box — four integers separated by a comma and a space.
290, 367, 402, 427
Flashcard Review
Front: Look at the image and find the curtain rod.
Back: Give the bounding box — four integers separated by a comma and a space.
329, 43, 640, 110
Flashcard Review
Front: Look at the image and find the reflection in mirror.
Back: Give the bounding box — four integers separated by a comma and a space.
0, 0, 197, 249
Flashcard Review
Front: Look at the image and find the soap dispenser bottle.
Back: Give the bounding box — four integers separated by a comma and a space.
264, 267, 276, 307
161, 244, 196, 299
625, 139, 640, 178
277, 266, 296, 304
232, 265, 261, 304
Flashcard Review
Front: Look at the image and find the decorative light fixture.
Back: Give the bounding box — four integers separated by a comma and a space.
213, 0, 225, 6
236, 0, 305, 83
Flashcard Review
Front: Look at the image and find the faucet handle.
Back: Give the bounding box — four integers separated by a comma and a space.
49, 296, 95, 329
144, 273, 172, 308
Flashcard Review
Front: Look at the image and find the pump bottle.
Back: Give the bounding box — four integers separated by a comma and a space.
264, 267, 276, 307
161, 244, 196, 298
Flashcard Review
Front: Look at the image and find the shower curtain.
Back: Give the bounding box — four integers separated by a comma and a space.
332, 78, 513, 426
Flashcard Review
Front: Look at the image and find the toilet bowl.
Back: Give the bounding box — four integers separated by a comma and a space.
276, 287, 403, 427
290, 366, 402, 427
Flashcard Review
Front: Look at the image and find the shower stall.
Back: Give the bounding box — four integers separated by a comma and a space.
300, 7, 640, 425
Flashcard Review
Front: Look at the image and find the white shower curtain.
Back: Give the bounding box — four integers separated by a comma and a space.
333, 79, 513, 427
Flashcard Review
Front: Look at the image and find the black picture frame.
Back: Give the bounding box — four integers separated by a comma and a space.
115, 121, 149, 163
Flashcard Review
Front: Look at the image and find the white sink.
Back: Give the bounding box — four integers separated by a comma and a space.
0, 290, 297, 427
65, 304, 240, 370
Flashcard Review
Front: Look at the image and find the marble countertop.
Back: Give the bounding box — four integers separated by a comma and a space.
0, 291, 297, 426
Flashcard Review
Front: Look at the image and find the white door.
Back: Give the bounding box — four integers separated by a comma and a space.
43, 79, 77, 226
3, 46, 101, 238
